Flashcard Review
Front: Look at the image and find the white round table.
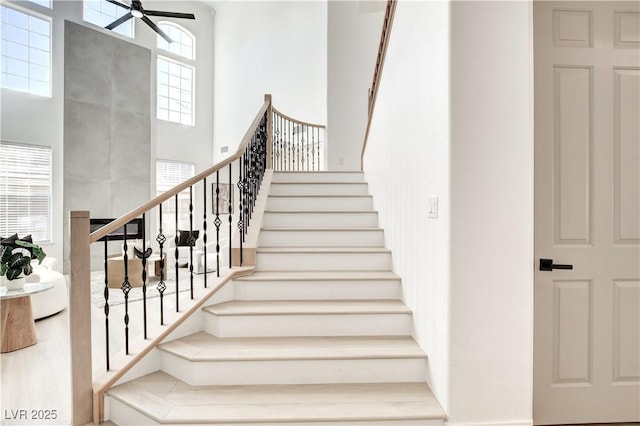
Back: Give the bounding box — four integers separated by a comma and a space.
0, 282, 53, 353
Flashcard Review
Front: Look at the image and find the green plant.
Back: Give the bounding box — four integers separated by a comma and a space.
0, 234, 46, 281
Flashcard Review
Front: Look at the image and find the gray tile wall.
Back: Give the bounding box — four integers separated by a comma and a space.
63, 21, 151, 272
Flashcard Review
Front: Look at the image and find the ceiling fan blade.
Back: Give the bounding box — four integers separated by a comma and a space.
104, 0, 130, 10
105, 12, 133, 30
144, 10, 196, 20
142, 16, 173, 43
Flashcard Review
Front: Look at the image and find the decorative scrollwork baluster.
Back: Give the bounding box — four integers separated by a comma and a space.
156, 203, 167, 325
122, 224, 131, 355
214, 171, 221, 277
141, 213, 147, 339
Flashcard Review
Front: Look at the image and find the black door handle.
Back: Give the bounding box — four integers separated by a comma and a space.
540, 258, 573, 271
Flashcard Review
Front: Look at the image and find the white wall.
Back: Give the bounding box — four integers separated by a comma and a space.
1, 1, 215, 268
364, 1, 534, 424
363, 0, 451, 411
211, 1, 327, 160
327, 0, 384, 171
448, 2, 533, 424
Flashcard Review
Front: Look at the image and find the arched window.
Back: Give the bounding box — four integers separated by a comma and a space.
157, 22, 194, 60
156, 22, 195, 126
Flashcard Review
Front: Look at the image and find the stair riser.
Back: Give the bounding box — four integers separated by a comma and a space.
267, 196, 373, 212
233, 280, 402, 300
272, 172, 364, 183
107, 399, 160, 426
160, 355, 427, 386
270, 183, 369, 196
262, 212, 379, 228
256, 251, 392, 271
258, 230, 384, 247
205, 313, 413, 337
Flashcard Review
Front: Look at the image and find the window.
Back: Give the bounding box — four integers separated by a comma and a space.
83, 0, 133, 38
157, 56, 194, 125
1, 5, 51, 96
0, 141, 52, 243
157, 23, 195, 126
156, 159, 195, 237
157, 22, 195, 60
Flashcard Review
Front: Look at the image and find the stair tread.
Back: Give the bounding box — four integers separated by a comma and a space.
108, 371, 446, 423
159, 332, 426, 361
204, 299, 411, 316
234, 270, 401, 281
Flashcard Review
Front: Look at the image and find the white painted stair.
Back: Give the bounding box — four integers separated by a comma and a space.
107, 171, 446, 425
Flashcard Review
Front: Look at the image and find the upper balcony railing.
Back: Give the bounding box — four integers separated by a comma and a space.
361, 0, 397, 170
68, 94, 324, 424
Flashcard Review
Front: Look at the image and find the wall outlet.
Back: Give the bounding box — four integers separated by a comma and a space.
428, 196, 439, 219
220, 146, 228, 153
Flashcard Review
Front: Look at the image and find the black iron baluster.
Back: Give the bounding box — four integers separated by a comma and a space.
317, 127, 321, 171
288, 119, 291, 171
214, 170, 221, 277
203, 177, 208, 287
174, 194, 179, 312
141, 213, 147, 339
237, 156, 244, 266
104, 236, 110, 371
312, 126, 316, 171
122, 224, 131, 355
306, 126, 309, 171
156, 203, 166, 325
189, 186, 194, 299
228, 163, 233, 268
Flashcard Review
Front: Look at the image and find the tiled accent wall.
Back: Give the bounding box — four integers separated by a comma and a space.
63, 20, 151, 272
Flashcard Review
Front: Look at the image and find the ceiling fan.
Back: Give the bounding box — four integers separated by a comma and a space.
104, 0, 195, 43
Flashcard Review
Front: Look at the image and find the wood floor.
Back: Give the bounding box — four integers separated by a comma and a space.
2, 291, 637, 426
0, 289, 159, 425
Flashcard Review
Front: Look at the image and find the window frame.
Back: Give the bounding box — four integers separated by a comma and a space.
156, 22, 196, 127
157, 55, 195, 126
0, 141, 53, 243
156, 21, 195, 61
82, 0, 134, 39
1, 3, 52, 97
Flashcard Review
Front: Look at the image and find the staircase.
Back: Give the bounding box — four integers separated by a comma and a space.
106, 172, 446, 425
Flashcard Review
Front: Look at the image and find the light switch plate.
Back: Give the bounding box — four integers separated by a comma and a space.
428, 196, 438, 219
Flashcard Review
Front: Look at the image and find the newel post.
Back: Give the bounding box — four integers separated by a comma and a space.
69, 211, 93, 425
265, 93, 273, 169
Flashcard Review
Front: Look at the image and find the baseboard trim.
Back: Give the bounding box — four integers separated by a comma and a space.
446, 420, 532, 426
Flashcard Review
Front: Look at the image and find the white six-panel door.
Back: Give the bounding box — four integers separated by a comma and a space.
534, 1, 639, 424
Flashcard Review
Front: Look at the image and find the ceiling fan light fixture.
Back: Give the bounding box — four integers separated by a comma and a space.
131, 9, 143, 18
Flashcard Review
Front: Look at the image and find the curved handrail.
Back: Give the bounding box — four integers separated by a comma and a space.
271, 106, 326, 129
90, 99, 270, 243
360, 0, 397, 170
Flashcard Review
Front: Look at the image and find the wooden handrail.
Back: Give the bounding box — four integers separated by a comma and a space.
360, 0, 397, 170
90, 99, 271, 243
271, 106, 326, 129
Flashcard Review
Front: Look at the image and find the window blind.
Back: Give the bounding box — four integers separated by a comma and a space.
156, 159, 195, 236
0, 141, 52, 242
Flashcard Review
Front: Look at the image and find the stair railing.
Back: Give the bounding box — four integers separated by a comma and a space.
69, 95, 273, 424
271, 106, 325, 171
361, 0, 397, 170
